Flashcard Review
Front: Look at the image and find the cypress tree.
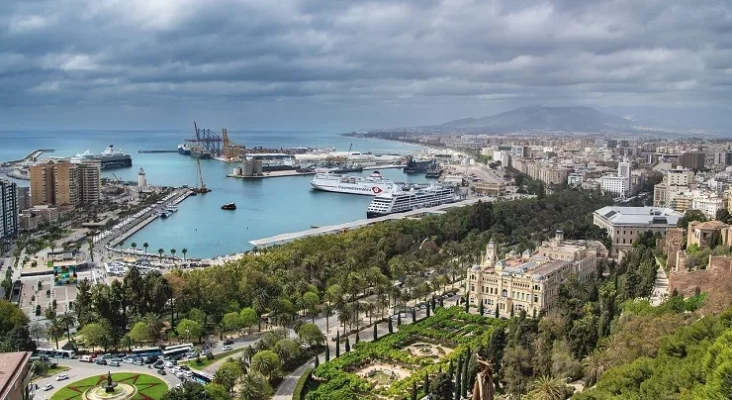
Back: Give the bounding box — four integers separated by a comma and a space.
324, 343, 330, 362
398, 313, 402, 326
355, 331, 360, 344
423, 372, 430, 394
431, 297, 437, 310
411, 381, 418, 400
412, 308, 416, 323
464, 296, 470, 313
478, 302, 484, 316
510, 306, 514, 318
454, 359, 462, 400
461, 351, 470, 398
426, 302, 431, 317
345, 336, 351, 353
448, 359, 454, 375
494, 304, 499, 318
335, 332, 340, 358
439, 297, 444, 308
314, 355, 320, 367
388, 318, 393, 333
373, 323, 378, 341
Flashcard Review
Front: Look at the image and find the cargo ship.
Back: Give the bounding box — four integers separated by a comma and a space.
425, 166, 443, 179
366, 185, 460, 218
72, 145, 132, 170
403, 156, 433, 174
190, 145, 212, 159
310, 171, 397, 195
177, 143, 191, 155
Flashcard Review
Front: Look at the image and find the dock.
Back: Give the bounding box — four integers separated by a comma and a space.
138, 150, 179, 153
249, 197, 486, 248
227, 170, 317, 179
363, 164, 405, 170
1, 148, 54, 166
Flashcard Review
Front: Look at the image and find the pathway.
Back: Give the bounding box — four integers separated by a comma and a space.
273, 358, 315, 400
650, 266, 669, 306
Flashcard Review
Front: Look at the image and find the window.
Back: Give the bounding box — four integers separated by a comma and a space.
534, 295, 538, 303
502, 289, 507, 297
471, 285, 475, 292
470, 274, 475, 280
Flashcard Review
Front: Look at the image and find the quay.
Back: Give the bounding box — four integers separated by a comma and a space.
1, 148, 54, 166
363, 164, 405, 170
227, 170, 317, 179
138, 150, 179, 153
249, 197, 486, 248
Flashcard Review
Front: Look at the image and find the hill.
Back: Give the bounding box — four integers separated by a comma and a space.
438, 105, 636, 132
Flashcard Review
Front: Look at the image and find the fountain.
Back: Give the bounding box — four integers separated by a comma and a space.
82, 371, 137, 400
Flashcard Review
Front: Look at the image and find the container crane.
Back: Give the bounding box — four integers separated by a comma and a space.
194, 158, 211, 194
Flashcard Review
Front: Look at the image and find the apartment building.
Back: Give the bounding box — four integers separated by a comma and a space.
466, 231, 606, 318
29, 162, 56, 206
0, 179, 19, 240
593, 206, 683, 257
53, 162, 80, 206
29, 159, 101, 208
75, 161, 101, 204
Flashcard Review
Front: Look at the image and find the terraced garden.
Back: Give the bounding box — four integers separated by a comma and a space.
305, 307, 501, 399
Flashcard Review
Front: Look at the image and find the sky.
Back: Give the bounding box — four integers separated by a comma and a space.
1, 0, 731, 131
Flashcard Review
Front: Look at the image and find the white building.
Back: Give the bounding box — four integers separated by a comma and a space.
667, 167, 694, 186
137, 168, 147, 188
493, 151, 511, 168
568, 173, 584, 188
691, 196, 725, 219
600, 175, 630, 197
593, 206, 683, 257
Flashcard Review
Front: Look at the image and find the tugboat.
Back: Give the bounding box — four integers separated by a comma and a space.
221, 203, 237, 210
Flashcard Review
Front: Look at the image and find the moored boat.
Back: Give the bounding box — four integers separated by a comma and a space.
221, 203, 237, 210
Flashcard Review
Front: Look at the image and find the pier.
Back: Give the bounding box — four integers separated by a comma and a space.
227, 170, 317, 179
138, 150, 179, 153
249, 197, 486, 248
1, 148, 54, 166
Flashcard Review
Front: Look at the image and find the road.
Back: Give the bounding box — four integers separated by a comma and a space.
32, 358, 182, 400
650, 266, 670, 306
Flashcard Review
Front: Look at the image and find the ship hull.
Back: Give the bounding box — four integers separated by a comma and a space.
96, 158, 132, 170
310, 182, 390, 196
178, 148, 191, 155
191, 152, 212, 160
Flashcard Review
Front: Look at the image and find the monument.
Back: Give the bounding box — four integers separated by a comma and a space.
103, 371, 118, 393
471, 355, 495, 400
82, 371, 137, 400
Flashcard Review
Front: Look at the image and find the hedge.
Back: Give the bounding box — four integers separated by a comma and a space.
293, 367, 314, 400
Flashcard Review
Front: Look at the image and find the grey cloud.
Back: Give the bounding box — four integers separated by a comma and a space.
0, 0, 731, 128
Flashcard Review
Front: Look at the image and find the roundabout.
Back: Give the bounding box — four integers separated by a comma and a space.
50, 372, 168, 400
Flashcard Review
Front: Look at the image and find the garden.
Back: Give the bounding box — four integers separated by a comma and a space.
50, 372, 168, 400
305, 307, 502, 399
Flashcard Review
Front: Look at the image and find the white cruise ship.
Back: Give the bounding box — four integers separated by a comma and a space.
366, 185, 460, 218
310, 171, 397, 195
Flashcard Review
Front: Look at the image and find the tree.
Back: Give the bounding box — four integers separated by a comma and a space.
455, 357, 463, 400
238, 371, 273, 400
300, 291, 320, 323
373, 322, 378, 341
325, 342, 330, 362
335, 332, 340, 358
79, 322, 106, 351
142, 313, 164, 344
430, 372, 455, 400
182, 248, 188, 261
411, 381, 418, 400
29, 322, 46, 343
423, 372, 430, 394
57, 313, 77, 342
297, 323, 325, 347
128, 321, 151, 344
160, 381, 207, 400
344, 335, 350, 353
250, 350, 280, 381
143, 242, 149, 255
158, 248, 164, 260
131, 242, 137, 252
203, 383, 230, 400
526, 376, 565, 400
222, 312, 244, 334
213, 361, 242, 392
47, 320, 63, 349
170, 248, 176, 259
274, 338, 301, 367
177, 319, 202, 343
240, 308, 259, 335
388, 318, 393, 334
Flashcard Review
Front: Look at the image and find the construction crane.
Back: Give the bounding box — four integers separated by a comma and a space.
112, 173, 123, 184
194, 158, 211, 194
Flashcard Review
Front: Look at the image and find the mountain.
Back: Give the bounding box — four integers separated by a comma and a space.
438, 105, 636, 132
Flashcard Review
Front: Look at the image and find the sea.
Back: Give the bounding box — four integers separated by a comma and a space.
0, 130, 425, 258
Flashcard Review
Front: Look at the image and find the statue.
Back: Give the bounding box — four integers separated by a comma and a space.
103, 371, 118, 393
471, 355, 495, 400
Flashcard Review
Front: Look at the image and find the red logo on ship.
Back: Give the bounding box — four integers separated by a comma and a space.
372, 187, 383, 194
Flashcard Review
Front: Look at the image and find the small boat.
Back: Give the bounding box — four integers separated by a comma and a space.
221, 203, 237, 210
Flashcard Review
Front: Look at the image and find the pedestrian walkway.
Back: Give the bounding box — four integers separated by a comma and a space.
650, 266, 669, 306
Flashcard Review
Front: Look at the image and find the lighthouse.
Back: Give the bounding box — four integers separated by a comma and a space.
137, 168, 147, 188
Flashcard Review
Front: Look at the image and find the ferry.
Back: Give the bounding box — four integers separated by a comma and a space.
177, 143, 191, 155
366, 185, 460, 218
310, 171, 397, 196
221, 203, 236, 210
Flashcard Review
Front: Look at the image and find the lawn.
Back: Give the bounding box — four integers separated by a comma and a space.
32, 365, 71, 382
181, 348, 243, 370
51, 372, 168, 400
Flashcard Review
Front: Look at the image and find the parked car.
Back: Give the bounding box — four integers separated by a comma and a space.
123, 357, 135, 364
95, 359, 107, 366
153, 361, 164, 369
43, 384, 54, 391
222, 345, 232, 351
56, 374, 69, 381
164, 361, 174, 368
109, 361, 120, 367
156, 369, 167, 376
179, 365, 190, 371
223, 339, 234, 345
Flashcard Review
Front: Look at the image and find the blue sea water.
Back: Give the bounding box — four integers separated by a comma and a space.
0, 130, 424, 258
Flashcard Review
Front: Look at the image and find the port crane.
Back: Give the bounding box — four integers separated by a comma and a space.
194, 158, 211, 194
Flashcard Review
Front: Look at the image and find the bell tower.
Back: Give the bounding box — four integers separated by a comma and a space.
484, 239, 497, 267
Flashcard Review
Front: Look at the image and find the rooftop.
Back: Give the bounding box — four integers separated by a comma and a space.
691, 220, 729, 231
594, 206, 682, 226
0, 352, 30, 399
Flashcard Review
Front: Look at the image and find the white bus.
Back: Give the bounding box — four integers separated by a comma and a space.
162, 343, 194, 359
36, 348, 76, 359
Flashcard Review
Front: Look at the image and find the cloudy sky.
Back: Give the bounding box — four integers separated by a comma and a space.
1, 0, 731, 130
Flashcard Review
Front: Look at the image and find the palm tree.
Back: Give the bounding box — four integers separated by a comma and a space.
583, 349, 607, 387
57, 313, 77, 342
157, 248, 164, 261
87, 236, 95, 262
131, 242, 137, 253
170, 248, 176, 259
238, 372, 269, 400
143, 242, 149, 255
142, 313, 164, 344
120, 334, 134, 352
47, 319, 63, 349
181, 248, 188, 261
526, 376, 566, 400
